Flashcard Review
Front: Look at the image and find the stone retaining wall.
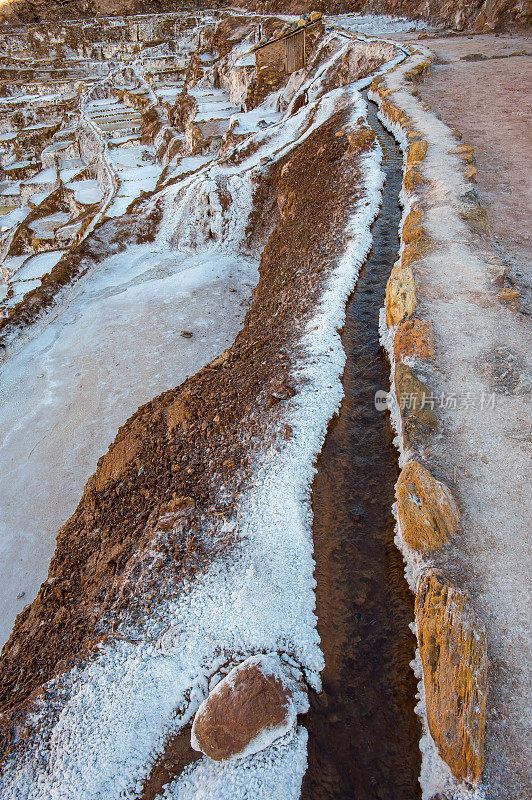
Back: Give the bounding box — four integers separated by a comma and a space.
368, 47, 490, 795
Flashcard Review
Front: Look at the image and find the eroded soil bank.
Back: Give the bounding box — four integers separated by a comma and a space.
301, 102, 421, 799
0, 104, 364, 769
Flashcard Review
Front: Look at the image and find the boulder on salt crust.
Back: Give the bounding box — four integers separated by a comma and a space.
191, 654, 305, 761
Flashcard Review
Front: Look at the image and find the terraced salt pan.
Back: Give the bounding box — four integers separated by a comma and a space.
12, 249, 66, 281
103, 143, 162, 217
64, 179, 103, 205
9, 279, 41, 301
0, 206, 27, 232
22, 167, 56, 185
29, 211, 70, 235
155, 85, 184, 100
59, 165, 86, 183
328, 13, 428, 35
166, 155, 212, 177
28, 191, 49, 206
0, 199, 261, 647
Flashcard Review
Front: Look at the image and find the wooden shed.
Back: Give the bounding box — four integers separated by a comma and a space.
254, 16, 323, 77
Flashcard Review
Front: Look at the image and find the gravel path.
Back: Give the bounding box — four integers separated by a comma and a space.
417, 32, 532, 311
381, 40, 532, 799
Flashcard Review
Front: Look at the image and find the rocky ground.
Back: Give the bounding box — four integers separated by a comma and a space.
2, 0, 532, 30
240, 1, 532, 32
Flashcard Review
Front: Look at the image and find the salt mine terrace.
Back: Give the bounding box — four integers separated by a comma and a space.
0, 8, 530, 800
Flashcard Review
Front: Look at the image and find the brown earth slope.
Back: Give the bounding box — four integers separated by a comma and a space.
0, 107, 367, 763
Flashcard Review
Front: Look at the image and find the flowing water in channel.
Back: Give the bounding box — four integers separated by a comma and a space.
301, 100, 422, 800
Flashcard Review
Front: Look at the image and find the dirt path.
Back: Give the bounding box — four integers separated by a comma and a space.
375, 42, 532, 799
415, 32, 532, 310
415, 45, 532, 792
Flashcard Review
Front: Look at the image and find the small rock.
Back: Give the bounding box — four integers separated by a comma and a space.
211, 349, 230, 368
401, 206, 424, 244
191, 654, 299, 761
17, 592, 25, 600
483, 346, 530, 395
496, 287, 520, 310
267, 382, 295, 406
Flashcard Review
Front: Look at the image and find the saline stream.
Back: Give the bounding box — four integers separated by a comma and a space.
301, 97, 422, 800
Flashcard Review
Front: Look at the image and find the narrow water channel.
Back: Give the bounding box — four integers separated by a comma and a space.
301, 100, 421, 799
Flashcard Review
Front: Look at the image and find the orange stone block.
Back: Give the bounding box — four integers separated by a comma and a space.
401, 241, 424, 269
403, 167, 423, 193
401, 207, 424, 244
416, 571, 488, 785
406, 139, 428, 169
394, 363, 439, 449
397, 461, 459, 552
385, 264, 416, 327
394, 318, 434, 361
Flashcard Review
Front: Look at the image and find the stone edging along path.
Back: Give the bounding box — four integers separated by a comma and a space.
369, 48, 491, 797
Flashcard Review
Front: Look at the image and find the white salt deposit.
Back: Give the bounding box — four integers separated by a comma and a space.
12, 250, 66, 281
158, 727, 308, 800
328, 13, 428, 36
